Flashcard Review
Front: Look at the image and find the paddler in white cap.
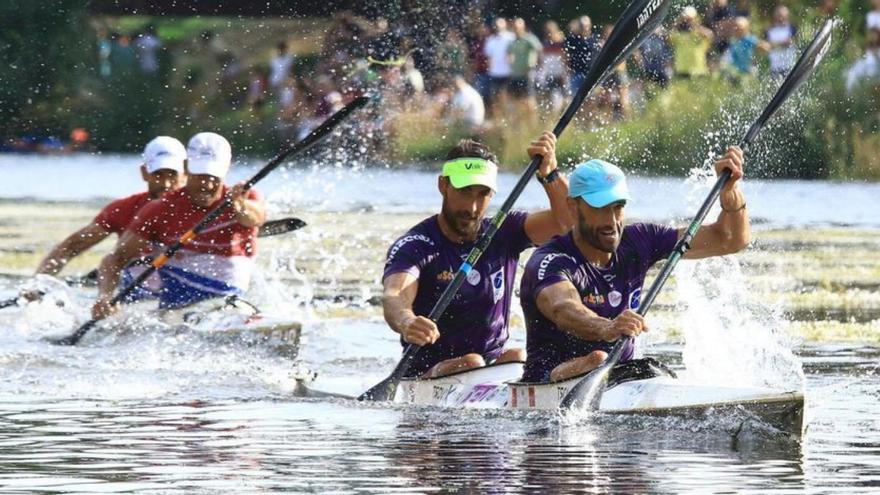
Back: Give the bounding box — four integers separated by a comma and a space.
37, 136, 187, 300
92, 132, 267, 318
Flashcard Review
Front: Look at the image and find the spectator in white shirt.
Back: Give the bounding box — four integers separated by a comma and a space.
765, 5, 798, 77
846, 32, 880, 93
134, 25, 161, 74
483, 18, 516, 114
869, 0, 880, 32
269, 41, 295, 91
439, 75, 486, 134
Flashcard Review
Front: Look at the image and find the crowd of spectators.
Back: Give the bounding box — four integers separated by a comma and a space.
12, 2, 877, 155
241, 1, 878, 144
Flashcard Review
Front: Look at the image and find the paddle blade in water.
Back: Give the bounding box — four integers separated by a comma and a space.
559, 362, 613, 410
259, 217, 307, 237
358, 377, 395, 402
47, 319, 97, 346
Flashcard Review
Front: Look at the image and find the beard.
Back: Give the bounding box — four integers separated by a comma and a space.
577, 210, 622, 253
441, 202, 482, 241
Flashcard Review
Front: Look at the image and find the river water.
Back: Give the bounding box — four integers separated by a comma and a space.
0, 153, 878, 493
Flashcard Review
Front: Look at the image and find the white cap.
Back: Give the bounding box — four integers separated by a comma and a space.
186, 132, 232, 178
142, 136, 186, 174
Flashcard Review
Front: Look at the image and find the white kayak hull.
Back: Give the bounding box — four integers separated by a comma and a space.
393, 360, 804, 437
86, 298, 302, 357
163, 300, 302, 357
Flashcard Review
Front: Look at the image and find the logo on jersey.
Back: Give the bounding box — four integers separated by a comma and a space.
628, 288, 642, 310
583, 294, 605, 305
608, 290, 622, 307
436, 270, 454, 282
386, 234, 434, 265
637, 0, 664, 29
537, 252, 577, 280
490, 268, 505, 303
467, 269, 481, 286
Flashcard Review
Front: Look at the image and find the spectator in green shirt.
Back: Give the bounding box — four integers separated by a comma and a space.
668, 6, 714, 78
508, 18, 543, 114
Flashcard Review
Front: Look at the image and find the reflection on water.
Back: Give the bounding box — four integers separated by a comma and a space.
0, 340, 878, 495
0, 257, 878, 492
0, 400, 794, 493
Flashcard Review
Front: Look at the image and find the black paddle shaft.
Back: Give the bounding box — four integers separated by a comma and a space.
605, 19, 835, 366
72, 217, 307, 286
53, 96, 369, 346
560, 19, 835, 410
358, 0, 674, 402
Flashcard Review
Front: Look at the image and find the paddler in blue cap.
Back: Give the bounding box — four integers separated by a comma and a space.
519, 146, 750, 382
382, 131, 573, 378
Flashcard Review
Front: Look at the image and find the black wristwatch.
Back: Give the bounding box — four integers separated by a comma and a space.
536, 168, 559, 185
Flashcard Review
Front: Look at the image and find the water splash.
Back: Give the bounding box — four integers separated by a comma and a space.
672, 167, 804, 390
4, 275, 89, 340
675, 257, 804, 389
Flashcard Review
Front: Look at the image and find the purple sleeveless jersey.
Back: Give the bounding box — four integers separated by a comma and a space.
383, 211, 532, 377
519, 223, 679, 382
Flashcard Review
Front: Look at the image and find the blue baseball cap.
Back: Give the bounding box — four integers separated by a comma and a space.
568, 159, 632, 208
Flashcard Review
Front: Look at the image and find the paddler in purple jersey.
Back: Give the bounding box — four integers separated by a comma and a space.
382, 131, 574, 378
519, 146, 750, 382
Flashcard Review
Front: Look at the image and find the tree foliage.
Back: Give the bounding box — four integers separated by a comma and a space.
0, 0, 93, 137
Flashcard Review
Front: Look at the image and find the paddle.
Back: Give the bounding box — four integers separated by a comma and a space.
560, 19, 836, 410
257, 216, 307, 237
65, 217, 308, 287
50, 96, 368, 346
358, 0, 673, 402
0, 296, 28, 310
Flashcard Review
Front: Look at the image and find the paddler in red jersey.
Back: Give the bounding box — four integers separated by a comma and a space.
37, 136, 186, 276
36, 136, 187, 297
91, 132, 267, 319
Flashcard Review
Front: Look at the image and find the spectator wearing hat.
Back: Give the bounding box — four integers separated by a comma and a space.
92, 132, 267, 318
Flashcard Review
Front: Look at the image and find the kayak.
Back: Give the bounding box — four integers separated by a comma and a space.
393, 358, 804, 438
82, 297, 302, 357
165, 298, 302, 358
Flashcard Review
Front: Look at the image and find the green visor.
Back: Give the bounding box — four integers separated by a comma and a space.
441, 158, 498, 191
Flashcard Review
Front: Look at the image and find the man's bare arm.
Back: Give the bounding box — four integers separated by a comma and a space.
37, 222, 110, 275
383, 271, 439, 346
536, 280, 647, 342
